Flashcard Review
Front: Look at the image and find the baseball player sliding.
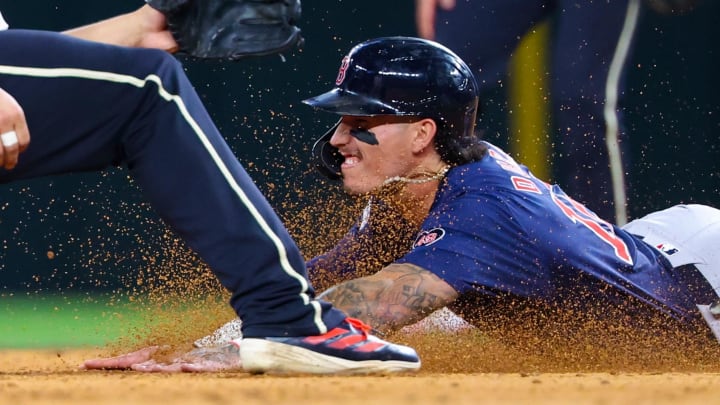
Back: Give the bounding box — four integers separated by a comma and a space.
1, 3, 422, 375
85, 36, 720, 372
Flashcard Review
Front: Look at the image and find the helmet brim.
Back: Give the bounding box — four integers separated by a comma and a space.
303, 88, 409, 116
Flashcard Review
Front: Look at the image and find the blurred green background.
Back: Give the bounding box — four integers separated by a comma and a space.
0, 293, 144, 348
1, 1, 718, 347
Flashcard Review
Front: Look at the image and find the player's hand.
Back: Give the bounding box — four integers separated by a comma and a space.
415, 0, 456, 40
0, 87, 31, 170
82, 343, 242, 373
132, 344, 242, 373
63, 5, 178, 53
134, 5, 178, 52
82, 345, 163, 370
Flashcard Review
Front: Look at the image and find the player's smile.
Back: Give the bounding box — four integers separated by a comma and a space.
340, 151, 361, 168
335, 140, 382, 194
331, 116, 418, 195
337, 149, 364, 186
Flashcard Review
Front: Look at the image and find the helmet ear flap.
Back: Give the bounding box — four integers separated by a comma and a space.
312, 120, 343, 180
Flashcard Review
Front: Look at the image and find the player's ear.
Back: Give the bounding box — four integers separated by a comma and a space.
411, 118, 437, 153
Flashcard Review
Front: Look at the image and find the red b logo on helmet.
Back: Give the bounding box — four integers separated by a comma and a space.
335, 56, 350, 86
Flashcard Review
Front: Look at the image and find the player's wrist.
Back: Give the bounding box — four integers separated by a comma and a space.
134, 5, 178, 51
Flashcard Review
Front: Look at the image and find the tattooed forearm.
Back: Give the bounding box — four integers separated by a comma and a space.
320, 263, 458, 331
321, 281, 376, 320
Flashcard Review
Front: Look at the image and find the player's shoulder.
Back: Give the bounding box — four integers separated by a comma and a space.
444, 144, 529, 193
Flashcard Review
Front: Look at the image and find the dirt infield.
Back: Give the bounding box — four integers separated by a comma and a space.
4, 293, 720, 405
2, 346, 719, 405
4, 299, 720, 405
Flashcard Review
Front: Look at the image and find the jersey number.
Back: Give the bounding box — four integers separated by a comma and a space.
489, 147, 633, 265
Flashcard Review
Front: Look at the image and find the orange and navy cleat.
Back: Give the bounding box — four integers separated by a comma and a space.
239, 317, 421, 374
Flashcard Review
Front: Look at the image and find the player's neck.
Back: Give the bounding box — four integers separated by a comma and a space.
406, 180, 442, 219
380, 173, 447, 226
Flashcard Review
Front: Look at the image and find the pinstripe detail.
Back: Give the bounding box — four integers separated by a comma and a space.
0, 63, 327, 333
604, 0, 640, 226
0, 12, 8, 31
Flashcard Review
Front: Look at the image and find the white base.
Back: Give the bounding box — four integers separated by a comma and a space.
697, 304, 720, 343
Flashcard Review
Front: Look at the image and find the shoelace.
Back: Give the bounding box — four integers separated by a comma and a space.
345, 317, 385, 338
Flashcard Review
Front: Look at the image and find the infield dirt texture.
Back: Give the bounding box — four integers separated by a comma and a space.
2, 344, 720, 405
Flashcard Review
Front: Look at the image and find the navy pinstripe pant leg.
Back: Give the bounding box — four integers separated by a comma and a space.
0, 29, 345, 337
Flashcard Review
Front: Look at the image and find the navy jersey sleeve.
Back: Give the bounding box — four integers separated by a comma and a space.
396, 187, 554, 297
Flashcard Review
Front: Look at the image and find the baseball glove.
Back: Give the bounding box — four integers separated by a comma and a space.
146, 0, 303, 60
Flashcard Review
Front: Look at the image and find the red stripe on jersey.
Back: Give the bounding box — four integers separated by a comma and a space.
511, 176, 542, 194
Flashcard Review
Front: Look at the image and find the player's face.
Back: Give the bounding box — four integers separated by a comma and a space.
330, 115, 421, 195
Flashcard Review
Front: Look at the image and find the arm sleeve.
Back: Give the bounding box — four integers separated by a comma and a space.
396, 191, 551, 297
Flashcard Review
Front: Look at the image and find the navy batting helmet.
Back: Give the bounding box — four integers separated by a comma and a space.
303, 36, 484, 180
